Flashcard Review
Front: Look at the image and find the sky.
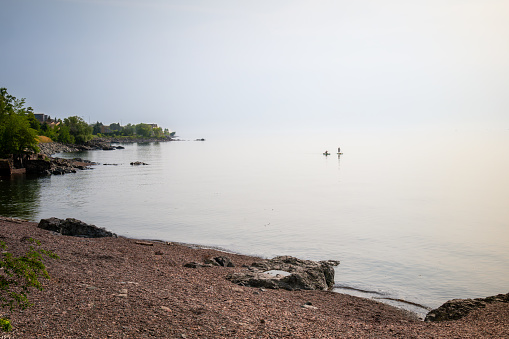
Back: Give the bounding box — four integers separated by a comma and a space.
1, 0, 508, 137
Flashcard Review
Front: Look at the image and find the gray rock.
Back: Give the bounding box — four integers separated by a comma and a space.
425, 292, 509, 322
38, 217, 117, 238
226, 256, 340, 291
213, 256, 235, 267
302, 303, 318, 310
183, 262, 200, 268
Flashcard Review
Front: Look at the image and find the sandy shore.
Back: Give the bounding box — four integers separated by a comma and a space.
0, 217, 507, 338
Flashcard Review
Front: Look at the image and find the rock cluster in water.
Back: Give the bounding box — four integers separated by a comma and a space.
38, 217, 117, 238
26, 157, 94, 176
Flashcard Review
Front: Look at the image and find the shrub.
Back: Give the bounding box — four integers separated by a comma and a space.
0, 318, 11, 332
0, 238, 58, 331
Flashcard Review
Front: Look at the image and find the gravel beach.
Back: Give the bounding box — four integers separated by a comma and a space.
0, 217, 507, 338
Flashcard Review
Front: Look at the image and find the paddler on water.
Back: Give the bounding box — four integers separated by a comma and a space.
324, 150, 330, 156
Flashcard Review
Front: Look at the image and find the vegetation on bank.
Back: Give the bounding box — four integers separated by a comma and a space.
0, 87, 175, 159
0, 88, 40, 158
0, 238, 58, 332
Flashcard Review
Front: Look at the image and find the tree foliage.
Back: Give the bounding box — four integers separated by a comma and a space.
122, 123, 135, 136
26, 113, 40, 132
109, 122, 121, 131
63, 116, 92, 144
135, 123, 153, 138
0, 88, 40, 157
0, 238, 58, 332
56, 124, 74, 144
92, 121, 103, 135
1, 88, 175, 149
153, 127, 164, 138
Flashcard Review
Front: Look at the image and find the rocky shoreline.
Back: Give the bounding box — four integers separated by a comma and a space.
1, 216, 508, 338
28, 139, 169, 176
24, 156, 95, 176
37, 137, 174, 156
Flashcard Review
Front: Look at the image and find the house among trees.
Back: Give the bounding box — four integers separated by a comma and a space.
99, 125, 111, 134
34, 113, 49, 123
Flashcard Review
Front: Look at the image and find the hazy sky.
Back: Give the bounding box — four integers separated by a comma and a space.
1, 0, 508, 136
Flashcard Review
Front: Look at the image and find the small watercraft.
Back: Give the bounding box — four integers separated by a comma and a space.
323, 152, 330, 156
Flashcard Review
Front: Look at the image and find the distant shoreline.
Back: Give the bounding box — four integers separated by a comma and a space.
37, 137, 174, 156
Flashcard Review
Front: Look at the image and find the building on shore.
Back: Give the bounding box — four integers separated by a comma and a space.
34, 113, 49, 123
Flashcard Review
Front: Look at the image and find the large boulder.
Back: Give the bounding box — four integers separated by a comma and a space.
38, 217, 117, 238
227, 256, 339, 291
425, 293, 509, 322
24, 159, 52, 175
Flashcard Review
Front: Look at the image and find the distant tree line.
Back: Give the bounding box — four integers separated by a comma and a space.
0, 87, 175, 158
90, 121, 175, 138
37, 116, 93, 145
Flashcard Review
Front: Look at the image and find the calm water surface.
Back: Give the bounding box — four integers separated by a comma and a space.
1, 130, 508, 317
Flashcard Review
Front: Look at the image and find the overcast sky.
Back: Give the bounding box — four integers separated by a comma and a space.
1, 0, 508, 136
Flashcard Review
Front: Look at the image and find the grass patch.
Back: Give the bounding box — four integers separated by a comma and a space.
37, 136, 53, 143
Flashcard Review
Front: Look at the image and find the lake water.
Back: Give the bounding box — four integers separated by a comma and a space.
1, 129, 508, 318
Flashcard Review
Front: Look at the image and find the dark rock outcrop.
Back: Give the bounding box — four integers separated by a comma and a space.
24, 157, 94, 176
227, 256, 340, 291
25, 159, 52, 175
184, 262, 205, 268
184, 256, 235, 269
212, 256, 235, 267
425, 293, 509, 322
38, 217, 117, 238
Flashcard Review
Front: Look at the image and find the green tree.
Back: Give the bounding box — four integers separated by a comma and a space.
26, 112, 40, 133
56, 124, 74, 144
122, 123, 134, 136
0, 88, 40, 158
1, 238, 58, 332
92, 121, 103, 135
153, 127, 164, 138
40, 123, 58, 141
63, 116, 92, 144
135, 123, 152, 138
109, 122, 121, 131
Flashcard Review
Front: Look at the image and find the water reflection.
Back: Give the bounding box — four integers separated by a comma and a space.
1, 132, 508, 313
0, 174, 42, 220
